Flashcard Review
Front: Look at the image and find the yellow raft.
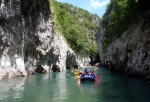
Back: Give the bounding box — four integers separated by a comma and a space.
71, 70, 78, 75
94, 66, 98, 70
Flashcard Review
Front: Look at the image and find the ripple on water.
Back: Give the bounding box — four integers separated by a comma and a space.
1, 67, 150, 102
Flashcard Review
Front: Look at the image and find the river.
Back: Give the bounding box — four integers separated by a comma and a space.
0, 67, 150, 102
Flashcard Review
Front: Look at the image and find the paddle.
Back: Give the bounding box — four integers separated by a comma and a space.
96, 75, 101, 79
77, 78, 81, 85
94, 75, 100, 83
77, 75, 81, 85
94, 79, 98, 83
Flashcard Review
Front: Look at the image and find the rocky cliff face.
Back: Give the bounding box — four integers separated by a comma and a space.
0, 0, 90, 80
98, 12, 150, 77
97, 22, 104, 65
0, 0, 54, 79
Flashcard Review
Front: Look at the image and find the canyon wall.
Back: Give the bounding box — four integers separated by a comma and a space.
0, 0, 90, 80
98, 12, 150, 77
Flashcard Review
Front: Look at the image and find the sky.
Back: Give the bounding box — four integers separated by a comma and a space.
56, 0, 110, 17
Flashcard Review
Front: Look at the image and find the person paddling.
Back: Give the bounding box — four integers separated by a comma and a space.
84, 68, 89, 75
91, 70, 96, 78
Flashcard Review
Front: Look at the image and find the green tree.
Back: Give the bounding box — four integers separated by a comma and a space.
102, 0, 149, 50
52, 0, 100, 57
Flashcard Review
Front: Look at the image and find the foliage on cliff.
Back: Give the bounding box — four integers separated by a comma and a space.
102, 0, 150, 50
52, 0, 100, 57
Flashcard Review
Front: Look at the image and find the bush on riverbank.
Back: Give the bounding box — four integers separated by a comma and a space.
51, 0, 100, 58
102, 0, 150, 50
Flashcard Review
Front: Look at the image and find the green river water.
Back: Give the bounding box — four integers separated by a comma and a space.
0, 67, 150, 102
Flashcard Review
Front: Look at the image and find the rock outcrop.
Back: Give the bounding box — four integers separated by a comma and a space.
98, 12, 150, 78
97, 22, 104, 65
0, 0, 90, 80
0, 0, 54, 79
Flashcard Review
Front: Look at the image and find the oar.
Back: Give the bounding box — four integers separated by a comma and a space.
94, 79, 98, 83
94, 75, 100, 83
77, 78, 81, 85
96, 75, 101, 79
77, 74, 81, 84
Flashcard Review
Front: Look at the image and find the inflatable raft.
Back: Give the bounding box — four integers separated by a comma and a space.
80, 75, 95, 81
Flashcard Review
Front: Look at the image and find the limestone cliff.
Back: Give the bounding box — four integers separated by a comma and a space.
0, 0, 53, 79
0, 0, 90, 80
97, 22, 104, 65
97, 12, 150, 77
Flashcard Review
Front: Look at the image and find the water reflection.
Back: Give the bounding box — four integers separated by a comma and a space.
0, 67, 150, 102
78, 80, 100, 95
0, 77, 26, 101
50, 72, 67, 102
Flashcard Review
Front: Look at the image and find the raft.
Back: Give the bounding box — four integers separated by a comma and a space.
94, 67, 98, 70
74, 72, 78, 75
80, 75, 95, 81
71, 70, 78, 75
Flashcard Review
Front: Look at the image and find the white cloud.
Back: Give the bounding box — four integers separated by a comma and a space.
91, 0, 110, 9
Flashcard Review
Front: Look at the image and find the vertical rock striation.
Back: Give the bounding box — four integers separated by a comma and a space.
97, 22, 104, 65
0, 0, 90, 80
0, 0, 28, 79
97, 12, 150, 77
0, 0, 53, 79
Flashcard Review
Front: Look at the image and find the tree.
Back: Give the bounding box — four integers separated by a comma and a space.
52, 0, 100, 57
